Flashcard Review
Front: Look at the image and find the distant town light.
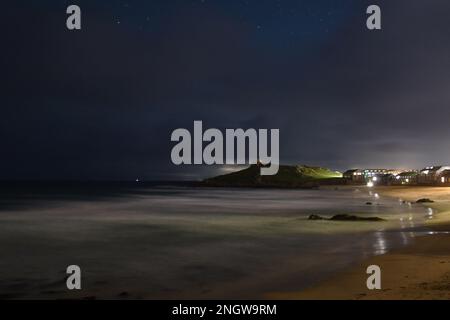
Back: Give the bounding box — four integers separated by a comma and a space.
373, 176, 378, 181
367, 181, 374, 187
396, 175, 400, 180
442, 177, 445, 183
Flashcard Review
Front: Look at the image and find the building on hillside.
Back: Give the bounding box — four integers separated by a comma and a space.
387, 169, 407, 176
418, 166, 450, 185
363, 169, 404, 186
378, 173, 395, 185
438, 169, 450, 185
392, 171, 419, 185
343, 168, 402, 185
343, 169, 358, 180
344, 166, 450, 186
363, 169, 387, 185
343, 169, 365, 184
363, 169, 389, 178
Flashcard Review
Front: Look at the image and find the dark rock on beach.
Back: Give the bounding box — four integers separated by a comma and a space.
307, 214, 325, 220
416, 198, 434, 203
308, 214, 385, 222
330, 214, 385, 222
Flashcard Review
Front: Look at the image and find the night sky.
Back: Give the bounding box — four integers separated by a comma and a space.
2, 0, 450, 180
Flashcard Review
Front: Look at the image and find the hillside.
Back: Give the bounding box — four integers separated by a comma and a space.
202, 164, 343, 188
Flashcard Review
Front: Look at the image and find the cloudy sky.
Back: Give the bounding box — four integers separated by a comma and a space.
2, 0, 450, 180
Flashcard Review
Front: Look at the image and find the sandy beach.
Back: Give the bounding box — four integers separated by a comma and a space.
267, 186, 450, 300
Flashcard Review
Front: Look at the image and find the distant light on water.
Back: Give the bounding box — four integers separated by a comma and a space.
374, 231, 387, 255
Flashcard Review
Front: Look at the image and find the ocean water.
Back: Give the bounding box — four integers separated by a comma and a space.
0, 183, 431, 299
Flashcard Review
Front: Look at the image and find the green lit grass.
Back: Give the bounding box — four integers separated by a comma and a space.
203, 165, 343, 188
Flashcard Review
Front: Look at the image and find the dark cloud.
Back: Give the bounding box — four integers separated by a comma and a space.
2, 0, 450, 180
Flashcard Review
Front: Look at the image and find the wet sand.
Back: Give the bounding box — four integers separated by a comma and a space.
267, 186, 450, 300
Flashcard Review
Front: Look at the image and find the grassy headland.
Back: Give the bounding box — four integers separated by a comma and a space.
203, 164, 343, 188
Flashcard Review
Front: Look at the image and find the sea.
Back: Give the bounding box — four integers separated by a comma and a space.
0, 182, 432, 299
